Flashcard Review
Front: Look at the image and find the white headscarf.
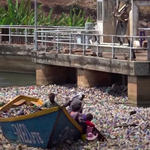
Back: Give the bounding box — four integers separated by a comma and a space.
72, 92, 84, 100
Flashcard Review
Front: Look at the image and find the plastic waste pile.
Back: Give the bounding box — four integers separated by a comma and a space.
0, 104, 41, 118
0, 84, 149, 150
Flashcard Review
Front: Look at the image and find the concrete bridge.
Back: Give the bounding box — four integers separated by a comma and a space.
0, 43, 150, 107
0, 25, 150, 107
1, 0, 150, 107
33, 51, 150, 107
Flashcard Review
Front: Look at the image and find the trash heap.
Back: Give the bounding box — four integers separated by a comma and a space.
0, 84, 150, 150
0, 104, 41, 118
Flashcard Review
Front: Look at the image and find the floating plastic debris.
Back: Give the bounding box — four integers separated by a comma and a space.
0, 84, 149, 149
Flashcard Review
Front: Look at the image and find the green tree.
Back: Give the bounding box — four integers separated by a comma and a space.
0, 0, 34, 25
61, 8, 92, 27
0, 0, 92, 26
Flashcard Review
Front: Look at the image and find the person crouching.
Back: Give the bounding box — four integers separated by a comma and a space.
42, 93, 59, 108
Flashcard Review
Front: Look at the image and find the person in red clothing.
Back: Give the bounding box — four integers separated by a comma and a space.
85, 113, 98, 141
85, 113, 95, 127
86, 113, 107, 142
70, 105, 107, 142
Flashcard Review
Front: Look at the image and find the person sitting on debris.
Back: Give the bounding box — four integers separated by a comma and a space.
85, 113, 107, 142
70, 105, 85, 121
70, 105, 106, 142
86, 113, 98, 141
70, 105, 87, 138
63, 92, 85, 113
85, 113, 95, 127
42, 93, 59, 108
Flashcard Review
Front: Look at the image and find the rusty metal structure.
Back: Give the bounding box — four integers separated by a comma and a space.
96, 0, 150, 44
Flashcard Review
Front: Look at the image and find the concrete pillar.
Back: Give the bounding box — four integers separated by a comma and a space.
36, 64, 66, 85
128, 76, 150, 107
77, 69, 111, 87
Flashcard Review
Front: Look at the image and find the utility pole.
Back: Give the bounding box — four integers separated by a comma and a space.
34, 0, 38, 50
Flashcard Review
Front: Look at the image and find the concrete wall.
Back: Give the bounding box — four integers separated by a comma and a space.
34, 52, 150, 76
0, 44, 35, 74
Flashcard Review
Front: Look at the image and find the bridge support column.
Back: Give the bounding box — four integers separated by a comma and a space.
77, 69, 111, 87
36, 64, 66, 85
128, 76, 150, 107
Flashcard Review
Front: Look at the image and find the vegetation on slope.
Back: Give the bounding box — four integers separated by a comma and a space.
0, 0, 92, 26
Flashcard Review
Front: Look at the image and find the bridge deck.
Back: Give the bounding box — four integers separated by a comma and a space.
47, 49, 148, 61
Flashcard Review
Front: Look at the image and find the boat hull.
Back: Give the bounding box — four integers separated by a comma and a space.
0, 109, 58, 148
0, 96, 82, 149
48, 108, 81, 148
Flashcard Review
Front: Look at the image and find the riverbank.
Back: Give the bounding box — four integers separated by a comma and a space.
0, 84, 149, 150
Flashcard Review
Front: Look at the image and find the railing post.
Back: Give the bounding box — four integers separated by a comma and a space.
83, 34, 85, 55
96, 34, 99, 57
74, 33, 76, 49
112, 35, 115, 59
96, 34, 101, 57
25, 28, 27, 44
147, 37, 150, 61
53, 32, 56, 50
34, 0, 38, 50
69, 33, 72, 54
9, 27, 11, 44
41, 28, 43, 45
45, 32, 47, 52
99, 35, 102, 57
57, 31, 59, 53
85, 33, 88, 49
129, 36, 133, 61
34, 29, 38, 50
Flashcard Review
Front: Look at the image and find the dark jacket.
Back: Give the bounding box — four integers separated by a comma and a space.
63, 96, 82, 113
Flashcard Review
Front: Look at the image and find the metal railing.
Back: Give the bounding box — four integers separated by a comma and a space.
0, 25, 150, 61
0, 25, 84, 45
36, 29, 150, 61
